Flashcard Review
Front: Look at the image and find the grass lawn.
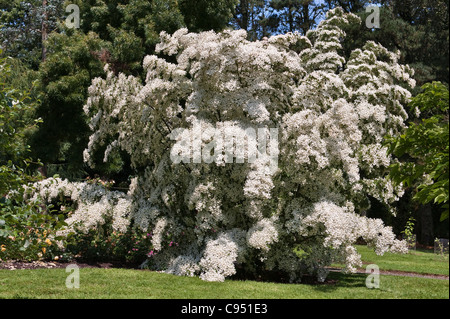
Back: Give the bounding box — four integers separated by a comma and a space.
0, 267, 448, 299
0, 245, 448, 299
333, 245, 449, 276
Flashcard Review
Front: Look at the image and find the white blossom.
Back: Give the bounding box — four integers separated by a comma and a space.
35, 7, 416, 282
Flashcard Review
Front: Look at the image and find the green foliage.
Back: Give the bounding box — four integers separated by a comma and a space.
179, 0, 239, 32
0, 55, 37, 162
0, 191, 67, 262
401, 216, 416, 249
0, 50, 41, 195
434, 238, 449, 257
381, 0, 449, 84
65, 223, 153, 265
340, 4, 449, 87
322, 0, 369, 13
1, 51, 64, 262
268, 0, 326, 34
29, 1, 187, 179
0, 0, 65, 69
29, 31, 106, 178
0, 57, 39, 101
401, 217, 415, 238
232, 0, 271, 40
74, 0, 184, 59
387, 82, 449, 221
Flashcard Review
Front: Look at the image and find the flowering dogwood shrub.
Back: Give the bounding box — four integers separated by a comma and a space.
34, 8, 414, 282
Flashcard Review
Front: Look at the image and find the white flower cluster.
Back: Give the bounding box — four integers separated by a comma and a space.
164, 254, 201, 277
291, 200, 408, 274
75, 8, 415, 281
25, 178, 131, 238
246, 218, 279, 251
199, 229, 246, 282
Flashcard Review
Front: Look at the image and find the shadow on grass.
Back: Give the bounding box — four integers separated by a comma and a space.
230, 266, 368, 294
310, 272, 367, 293
11, 294, 31, 299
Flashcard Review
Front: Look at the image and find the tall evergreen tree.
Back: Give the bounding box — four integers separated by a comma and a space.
321, 0, 369, 13
179, 0, 239, 32
30, 30, 106, 178
264, 0, 326, 35
233, 0, 276, 40
381, 0, 449, 84
0, 0, 65, 68
29, 1, 187, 179
339, 3, 449, 87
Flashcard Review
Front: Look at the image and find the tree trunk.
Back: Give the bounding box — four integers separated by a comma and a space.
418, 204, 434, 246
38, 164, 48, 178
41, 0, 48, 61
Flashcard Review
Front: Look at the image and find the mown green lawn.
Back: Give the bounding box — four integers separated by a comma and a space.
0, 245, 448, 299
333, 245, 449, 276
0, 267, 448, 299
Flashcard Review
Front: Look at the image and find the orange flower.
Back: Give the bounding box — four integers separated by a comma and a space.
1, 245, 6, 252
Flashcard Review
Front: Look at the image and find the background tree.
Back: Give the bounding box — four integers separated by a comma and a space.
0, 50, 41, 195
321, 0, 370, 13
27, 1, 187, 179
334, 1, 449, 243
0, 0, 65, 68
382, 0, 449, 85
1, 54, 64, 263
338, 1, 449, 87
387, 82, 449, 224
29, 31, 107, 179
232, 0, 276, 40
179, 0, 239, 32
73, 0, 184, 73
268, 0, 326, 34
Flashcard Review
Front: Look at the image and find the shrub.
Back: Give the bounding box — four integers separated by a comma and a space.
33, 8, 413, 282
1, 50, 61, 262
0, 187, 67, 262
